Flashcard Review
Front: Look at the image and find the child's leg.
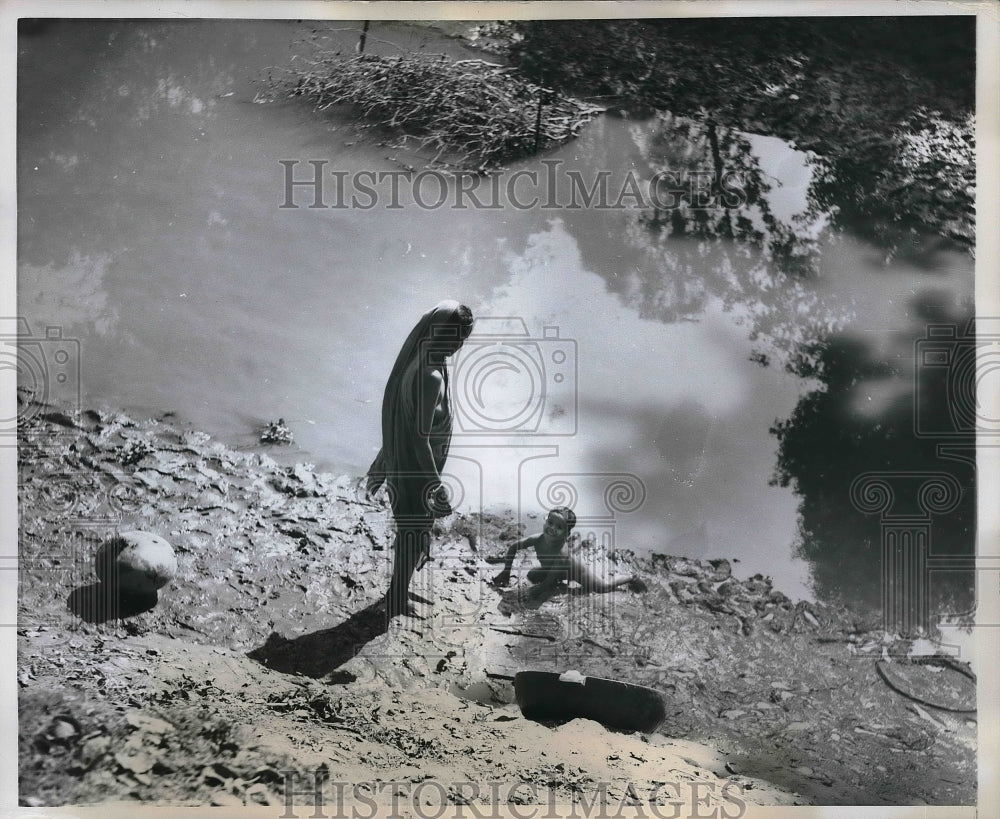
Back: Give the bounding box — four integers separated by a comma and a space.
527, 566, 566, 586
568, 557, 636, 593
526, 567, 548, 584
525, 566, 567, 602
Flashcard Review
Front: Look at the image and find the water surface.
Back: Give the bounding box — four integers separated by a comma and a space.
17, 20, 975, 608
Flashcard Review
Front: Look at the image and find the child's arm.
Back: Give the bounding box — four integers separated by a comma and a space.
488, 534, 538, 587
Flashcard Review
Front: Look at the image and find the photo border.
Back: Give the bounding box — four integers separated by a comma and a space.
2, 1, 997, 816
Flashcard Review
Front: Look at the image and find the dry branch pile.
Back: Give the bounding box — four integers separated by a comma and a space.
281, 53, 604, 169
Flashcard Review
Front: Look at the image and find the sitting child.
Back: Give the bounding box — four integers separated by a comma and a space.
487, 506, 644, 593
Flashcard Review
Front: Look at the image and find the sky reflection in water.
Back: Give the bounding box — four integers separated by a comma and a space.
16, 21, 975, 611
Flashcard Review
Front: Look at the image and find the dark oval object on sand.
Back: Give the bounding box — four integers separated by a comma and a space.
514, 671, 667, 733
95, 531, 176, 596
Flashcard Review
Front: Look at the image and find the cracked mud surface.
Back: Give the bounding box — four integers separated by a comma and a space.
17, 405, 976, 809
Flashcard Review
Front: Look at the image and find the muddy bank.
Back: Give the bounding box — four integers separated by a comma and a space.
16, 400, 976, 808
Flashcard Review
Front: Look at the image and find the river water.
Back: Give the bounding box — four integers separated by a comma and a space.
17, 20, 975, 608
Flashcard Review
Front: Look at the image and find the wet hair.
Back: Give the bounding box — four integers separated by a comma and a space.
429, 303, 475, 344
548, 506, 577, 531
454, 304, 475, 339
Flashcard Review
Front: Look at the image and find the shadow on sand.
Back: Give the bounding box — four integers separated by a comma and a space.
67, 583, 159, 623
246, 600, 389, 679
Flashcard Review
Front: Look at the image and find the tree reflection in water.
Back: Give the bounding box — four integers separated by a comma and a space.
614, 112, 849, 372
586, 111, 975, 621
771, 296, 976, 618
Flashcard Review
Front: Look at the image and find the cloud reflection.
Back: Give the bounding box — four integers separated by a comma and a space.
456, 219, 807, 591
18, 252, 120, 337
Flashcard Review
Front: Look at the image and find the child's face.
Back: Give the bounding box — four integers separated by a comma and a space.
543, 512, 569, 541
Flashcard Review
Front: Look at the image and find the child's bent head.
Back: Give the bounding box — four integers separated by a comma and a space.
546, 506, 577, 533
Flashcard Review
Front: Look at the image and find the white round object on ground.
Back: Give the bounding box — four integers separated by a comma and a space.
96, 531, 177, 595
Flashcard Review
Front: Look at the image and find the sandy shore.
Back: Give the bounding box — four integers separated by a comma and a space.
15, 399, 976, 808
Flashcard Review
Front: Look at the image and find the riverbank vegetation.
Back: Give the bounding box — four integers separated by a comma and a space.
276, 18, 973, 251
499, 16, 975, 251
278, 52, 603, 170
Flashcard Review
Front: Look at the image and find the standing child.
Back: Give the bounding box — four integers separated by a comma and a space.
487, 507, 644, 594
